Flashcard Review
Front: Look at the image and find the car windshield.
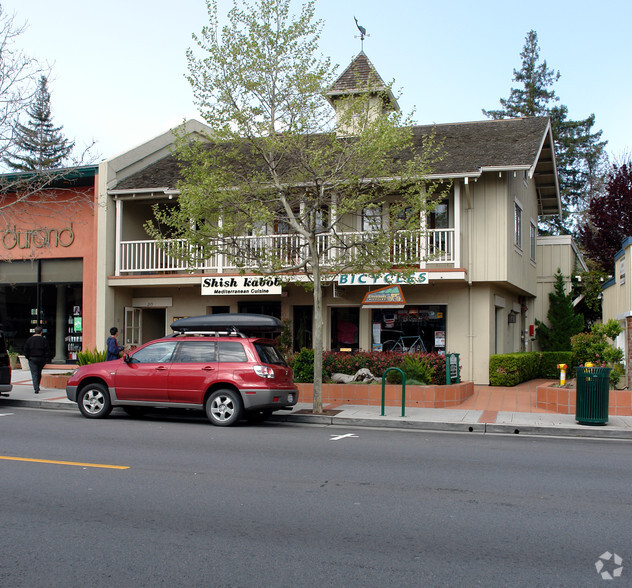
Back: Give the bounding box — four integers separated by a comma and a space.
254, 342, 287, 366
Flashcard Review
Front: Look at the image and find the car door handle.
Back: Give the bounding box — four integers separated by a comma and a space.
202, 366, 215, 371
155, 365, 168, 371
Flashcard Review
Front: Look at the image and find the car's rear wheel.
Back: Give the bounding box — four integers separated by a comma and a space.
206, 389, 242, 426
78, 383, 112, 419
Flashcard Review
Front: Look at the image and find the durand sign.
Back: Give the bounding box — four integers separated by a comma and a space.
1, 223, 75, 250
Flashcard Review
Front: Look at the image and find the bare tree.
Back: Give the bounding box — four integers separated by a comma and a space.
0, 6, 41, 163
0, 7, 98, 236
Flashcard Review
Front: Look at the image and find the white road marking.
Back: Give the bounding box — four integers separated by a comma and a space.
0, 413, 14, 417
330, 433, 359, 441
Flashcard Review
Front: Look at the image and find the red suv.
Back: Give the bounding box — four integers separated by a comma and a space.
66, 314, 298, 426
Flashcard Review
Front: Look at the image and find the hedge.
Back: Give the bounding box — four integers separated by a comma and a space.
489, 351, 574, 386
287, 349, 449, 385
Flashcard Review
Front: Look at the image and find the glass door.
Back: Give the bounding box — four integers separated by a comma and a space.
124, 307, 142, 349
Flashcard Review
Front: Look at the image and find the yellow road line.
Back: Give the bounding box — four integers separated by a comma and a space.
0, 456, 129, 470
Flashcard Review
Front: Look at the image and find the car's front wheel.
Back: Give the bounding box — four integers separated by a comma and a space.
205, 389, 242, 426
78, 383, 112, 419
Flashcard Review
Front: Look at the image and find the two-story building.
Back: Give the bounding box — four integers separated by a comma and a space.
602, 237, 632, 388
94, 53, 564, 384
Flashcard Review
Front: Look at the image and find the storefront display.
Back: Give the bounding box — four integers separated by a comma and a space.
371, 305, 447, 354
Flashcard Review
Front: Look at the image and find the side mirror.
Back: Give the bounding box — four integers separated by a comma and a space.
123, 353, 133, 364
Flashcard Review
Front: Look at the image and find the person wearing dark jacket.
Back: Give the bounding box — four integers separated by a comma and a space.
106, 327, 124, 361
24, 326, 50, 394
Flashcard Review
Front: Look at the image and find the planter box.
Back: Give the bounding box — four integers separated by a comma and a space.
40, 373, 73, 390
536, 383, 632, 416
19, 355, 29, 370
296, 381, 474, 408
9, 355, 20, 370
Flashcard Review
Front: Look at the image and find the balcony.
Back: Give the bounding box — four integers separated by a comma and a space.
116, 229, 456, 275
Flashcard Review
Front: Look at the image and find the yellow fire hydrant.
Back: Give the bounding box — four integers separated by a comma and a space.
557, 364, 568, 386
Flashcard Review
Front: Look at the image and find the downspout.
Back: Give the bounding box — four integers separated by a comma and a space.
464, 178, 474, 382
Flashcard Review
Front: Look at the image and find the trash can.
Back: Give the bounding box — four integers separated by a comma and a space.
575, 366, 611, 425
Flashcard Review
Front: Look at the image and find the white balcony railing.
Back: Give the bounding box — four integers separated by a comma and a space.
117, 229, 455, 275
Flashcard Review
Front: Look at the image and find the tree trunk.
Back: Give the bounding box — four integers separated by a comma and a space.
312, 254, 323, 414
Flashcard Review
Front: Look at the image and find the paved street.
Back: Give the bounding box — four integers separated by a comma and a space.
1, 407, 631, 586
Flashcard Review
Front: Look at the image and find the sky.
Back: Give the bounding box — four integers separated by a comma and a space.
6, 0, 631, 163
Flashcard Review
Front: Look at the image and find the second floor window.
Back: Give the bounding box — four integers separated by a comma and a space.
530, 221, 536, 261
514, 201, 522, 250
362, 206, 383, 231
429, 201, 449, 229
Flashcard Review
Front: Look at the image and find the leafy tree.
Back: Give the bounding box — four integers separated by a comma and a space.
535, 269, 584, 351
483, 30, 607, 234
571, 319, 623, 367
572, 259, 608, 327
578, 160, 632, 272
146, 0, 445, 413
4, 75, 74, 171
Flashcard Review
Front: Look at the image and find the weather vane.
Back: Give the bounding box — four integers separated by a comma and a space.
354, 17, 369, 51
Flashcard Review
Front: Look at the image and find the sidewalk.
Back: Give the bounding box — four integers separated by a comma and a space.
3, 368, 632, 439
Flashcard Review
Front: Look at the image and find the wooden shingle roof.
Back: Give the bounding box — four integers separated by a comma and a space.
325, 51, 399, 111
113, 116, 559, 215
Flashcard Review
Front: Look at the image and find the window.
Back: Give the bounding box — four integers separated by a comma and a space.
620, 258, 626, 284
254, 342, 287, 366
429, 201, 449, 229
331, 307, 359, 350
218, 341, 248, 362
530, 221, 537, 262
514, 201, 522, 249
175, 341, 217, 363
131, 341, 177, 363
362, 206, 382, 231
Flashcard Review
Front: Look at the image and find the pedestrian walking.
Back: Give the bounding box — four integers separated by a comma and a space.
106, 327, 124, 361
24, 326, 50, 394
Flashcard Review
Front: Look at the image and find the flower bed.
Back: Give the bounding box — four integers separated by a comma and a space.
297, 381, 473, 408
536, 382, 632, 415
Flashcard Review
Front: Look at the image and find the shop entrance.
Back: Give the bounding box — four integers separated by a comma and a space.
292, 306, 312, 351
0, 281, 82, 362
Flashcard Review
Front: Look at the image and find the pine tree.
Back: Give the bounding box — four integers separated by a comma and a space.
535, 269, 584, 351
4, 76, 74, 171
483, 30, 607, 235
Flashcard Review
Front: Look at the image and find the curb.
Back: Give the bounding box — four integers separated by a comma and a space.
0, 398, 76, 411
4, 397, 632, 439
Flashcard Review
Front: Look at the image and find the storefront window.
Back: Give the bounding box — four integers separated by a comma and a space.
238, 301, 281, 318
371, 305, 446, 354
331, 307, 359, 350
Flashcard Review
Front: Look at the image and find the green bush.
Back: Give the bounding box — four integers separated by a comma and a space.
538, 351, 574, 379
489, 352, 541, 386
288, 350, 450, 385
571, 319, 623, 367
77, 348, 107, 365
288, 348, 328, 383
386, 354, 435, 385
489, 351, 580, 385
